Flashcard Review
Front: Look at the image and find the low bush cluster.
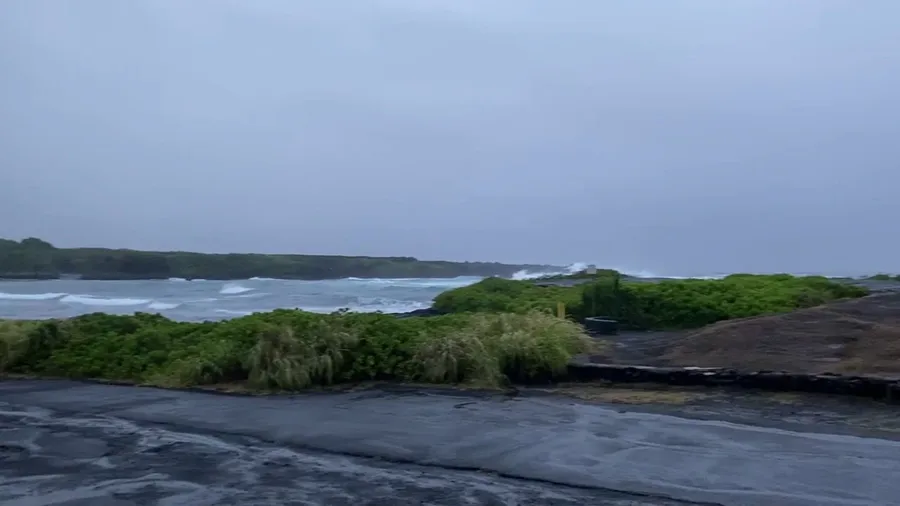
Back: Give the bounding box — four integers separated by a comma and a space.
0, 310, 596, 390
866, 273, 900, 282
434, 273, 869, 330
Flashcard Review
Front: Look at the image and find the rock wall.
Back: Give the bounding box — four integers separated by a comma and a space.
566, 362, 900, 403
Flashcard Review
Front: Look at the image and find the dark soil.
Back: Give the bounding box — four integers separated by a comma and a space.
663, 292, 900, 376
589, 292, 900, 377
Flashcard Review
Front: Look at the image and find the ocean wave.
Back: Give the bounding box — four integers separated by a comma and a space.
214, 308, 254, 316
355, 296, 430, 312
511, 262, 699, 280
168, 277, 188, 282
343, 276, 482, 289
147, 301, 180, 311
219, 283, 254, 295
0, 292, 67, 301
60, 294, 151, 307
230, 292, 269, 299
186, 297, 219, 303
248, 276, 278, 281
304, 300, 430, 314
511, 262, 589, 280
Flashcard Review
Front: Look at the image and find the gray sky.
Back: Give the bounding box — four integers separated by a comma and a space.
2, 1, 898, 277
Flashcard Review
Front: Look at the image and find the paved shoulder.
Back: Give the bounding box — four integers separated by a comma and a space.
2, 380, 898, 506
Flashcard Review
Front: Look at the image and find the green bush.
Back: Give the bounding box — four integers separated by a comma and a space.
432, 277, 582, 314
866, 273, 900, 281
0, 310, 597, 390
434, 274, 869, 330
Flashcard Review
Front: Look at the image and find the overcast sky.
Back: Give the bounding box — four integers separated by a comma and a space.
1, 1, 898, 276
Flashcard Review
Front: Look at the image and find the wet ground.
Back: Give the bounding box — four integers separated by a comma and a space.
2, 380, 900, 506
585, 330, 686, 365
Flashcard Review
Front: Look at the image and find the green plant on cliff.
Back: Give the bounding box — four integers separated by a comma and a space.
434, 273, 869, 330
0, 310, 596, 390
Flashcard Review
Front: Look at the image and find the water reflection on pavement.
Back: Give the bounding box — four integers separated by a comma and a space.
2, 380, 899, 506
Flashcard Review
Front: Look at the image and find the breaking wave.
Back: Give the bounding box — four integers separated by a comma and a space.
219, 283, 254, 295
147, 301, 180, 311
0, 292, 66, 301
510, 263, 694, 280
511, 262, 590, 280
60, 294, 151, 307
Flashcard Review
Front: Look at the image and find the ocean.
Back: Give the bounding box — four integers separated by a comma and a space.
0, 263, 604, 320
0, 275, 492, 321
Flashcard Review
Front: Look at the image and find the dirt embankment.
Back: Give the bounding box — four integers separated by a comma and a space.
660, 292, 900, 376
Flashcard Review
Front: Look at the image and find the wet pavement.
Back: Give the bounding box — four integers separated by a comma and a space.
2, 380, 900, 506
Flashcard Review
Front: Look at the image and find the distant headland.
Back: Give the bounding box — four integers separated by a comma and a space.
0, 237, 559, 281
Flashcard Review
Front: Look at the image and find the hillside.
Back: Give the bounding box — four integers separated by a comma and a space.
661, 292, 900, 376
0, 237, 557, 281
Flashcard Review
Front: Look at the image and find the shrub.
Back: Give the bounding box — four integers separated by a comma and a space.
411, 311, 596, 386
0, 319, 40, 373
432, 277, 581, 314
434, 274, 869, 330
0, 310, 595, 390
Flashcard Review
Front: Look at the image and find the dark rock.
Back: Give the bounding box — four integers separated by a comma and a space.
392, 307, 445, 318
564, 363, 900, 403
584, 317, 619, 336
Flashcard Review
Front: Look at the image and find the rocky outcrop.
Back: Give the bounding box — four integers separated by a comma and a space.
565, 362, 900, 403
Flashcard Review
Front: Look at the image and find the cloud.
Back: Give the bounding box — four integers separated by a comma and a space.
1, 0, 898, 276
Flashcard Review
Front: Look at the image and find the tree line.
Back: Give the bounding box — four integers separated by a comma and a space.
0, 237, 552, 280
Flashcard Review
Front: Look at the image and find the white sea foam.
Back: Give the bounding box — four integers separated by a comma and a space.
0, 292, 67, 301
168, 277, 188, 282
214, 308, 254, 316
344, 276, 481, 289
305, 298, 430, 314
230, 292, 269, 299
511, 262, 589, 280
219, 283, 254, 295
60, 294, 151, 307
147, 301, 180, 310
248, 276, 278, 281
511, 262, 709, 280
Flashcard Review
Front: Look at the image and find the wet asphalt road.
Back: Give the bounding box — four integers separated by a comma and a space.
2, 380, 899, 506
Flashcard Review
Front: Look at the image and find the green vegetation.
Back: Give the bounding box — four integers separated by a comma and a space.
434, 273, 869, 330
532, 268, 626, 282
865, 273, 900, 282
0, 237, 555, 280
0, 310, 596, 389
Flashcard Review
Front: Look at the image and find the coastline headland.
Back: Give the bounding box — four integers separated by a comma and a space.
3, 268, 900, 402
0, 237, 559, 281
4, 267, 900, 505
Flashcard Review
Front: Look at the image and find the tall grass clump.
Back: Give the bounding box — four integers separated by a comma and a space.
0, 319, 40, 373
412, 311, 596, 387
246, 318, 358, 390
